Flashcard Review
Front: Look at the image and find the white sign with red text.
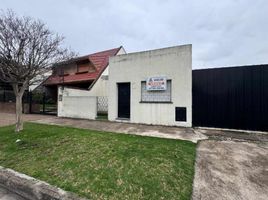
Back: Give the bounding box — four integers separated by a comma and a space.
146, 76, 167, 91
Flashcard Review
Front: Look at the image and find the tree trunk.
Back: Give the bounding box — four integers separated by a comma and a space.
15, 94, 23, 132
12, 82, 28, 133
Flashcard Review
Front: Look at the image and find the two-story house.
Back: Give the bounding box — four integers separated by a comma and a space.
39, 46, 126, 115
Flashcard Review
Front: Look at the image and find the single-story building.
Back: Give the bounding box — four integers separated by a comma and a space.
108, 44, 192, 127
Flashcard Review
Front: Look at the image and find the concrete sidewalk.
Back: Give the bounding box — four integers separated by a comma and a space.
34, 117, 207, 143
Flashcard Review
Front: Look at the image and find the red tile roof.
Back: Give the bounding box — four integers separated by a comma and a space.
44, 47, 121, 85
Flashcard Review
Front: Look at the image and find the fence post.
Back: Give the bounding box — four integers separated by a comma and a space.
29, 92, 32, 113
96, 96, 98, 119
3, 88, 6, 102
42, 92, 46, 114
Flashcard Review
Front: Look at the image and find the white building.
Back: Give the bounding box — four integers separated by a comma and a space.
108, 44, 192, 127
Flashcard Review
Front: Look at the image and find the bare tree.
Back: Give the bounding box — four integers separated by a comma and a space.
0, 10, 75, 132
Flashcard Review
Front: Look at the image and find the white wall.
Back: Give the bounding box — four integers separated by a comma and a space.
87, 67, 109, 96
108, 45, 192, 127
58, 87, 97, 119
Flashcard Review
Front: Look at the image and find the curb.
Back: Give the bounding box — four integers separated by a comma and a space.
194, 126, 268, 135
0, 166, 88, 200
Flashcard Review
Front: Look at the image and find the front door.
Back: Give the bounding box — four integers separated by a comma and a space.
118, 83, 130, 119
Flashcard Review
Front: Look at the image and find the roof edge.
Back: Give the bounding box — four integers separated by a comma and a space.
88, 46, 123, 91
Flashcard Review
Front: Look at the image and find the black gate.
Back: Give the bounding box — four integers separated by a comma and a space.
193, 65, 268, 131
118, 83, 130, 119
29, 92, 57, 115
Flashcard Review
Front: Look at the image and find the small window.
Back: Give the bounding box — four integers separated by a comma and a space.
141, 80, 171, 102
77, 63, 89, 73
58, 94, 63, 101
101, 75, 109, 80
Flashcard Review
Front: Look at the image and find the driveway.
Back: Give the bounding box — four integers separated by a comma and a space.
192, 140, 268, 200
0, 113, 55, 127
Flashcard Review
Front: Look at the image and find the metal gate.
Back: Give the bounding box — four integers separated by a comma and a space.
193, 65, 268, 131
29, 92, 57, 115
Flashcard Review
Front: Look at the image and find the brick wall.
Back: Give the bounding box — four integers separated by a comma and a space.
0, 102, 31, 114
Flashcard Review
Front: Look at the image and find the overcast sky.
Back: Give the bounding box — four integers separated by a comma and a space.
1, 0, 268, 68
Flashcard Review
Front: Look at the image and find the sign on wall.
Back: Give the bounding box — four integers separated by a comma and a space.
146, 76, 167, 91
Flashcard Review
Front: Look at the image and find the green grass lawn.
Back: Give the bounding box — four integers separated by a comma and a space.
96, 113, 108, 120
0, 123, 196, 200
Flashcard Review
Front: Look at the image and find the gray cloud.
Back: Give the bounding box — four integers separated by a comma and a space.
1, 0, 268, 68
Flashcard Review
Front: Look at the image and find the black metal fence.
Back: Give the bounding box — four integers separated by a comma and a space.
193, 64, 268, 131
28, 92, 57, 115
0, 82, 15, 102
0, 82, 56, 115
0, 82, 29, 103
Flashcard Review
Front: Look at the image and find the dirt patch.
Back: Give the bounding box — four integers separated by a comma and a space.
192, 140, 268, 200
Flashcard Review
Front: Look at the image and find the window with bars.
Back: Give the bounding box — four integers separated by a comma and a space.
140, 80, 172, 102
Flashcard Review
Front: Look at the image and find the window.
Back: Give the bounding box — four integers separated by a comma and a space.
141, 80, 172, 102
77, 61, 95, 74
101, 75, 109, 80
77, 63, 89, 73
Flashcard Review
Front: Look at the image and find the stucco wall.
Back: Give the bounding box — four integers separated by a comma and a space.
108, 45, 192, 127
87, 67, 109, 96
58, 87, 96, 119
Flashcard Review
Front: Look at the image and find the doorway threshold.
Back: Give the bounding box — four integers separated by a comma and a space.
116, 118, 130, 121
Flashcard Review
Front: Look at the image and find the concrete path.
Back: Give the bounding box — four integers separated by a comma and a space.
34, 117, 207, 143
192, 140, 268, 200
0, 113, 55, 127
0, 186, 25, 200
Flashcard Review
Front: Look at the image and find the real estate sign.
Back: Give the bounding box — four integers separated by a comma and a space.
146, 76, 167, 91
